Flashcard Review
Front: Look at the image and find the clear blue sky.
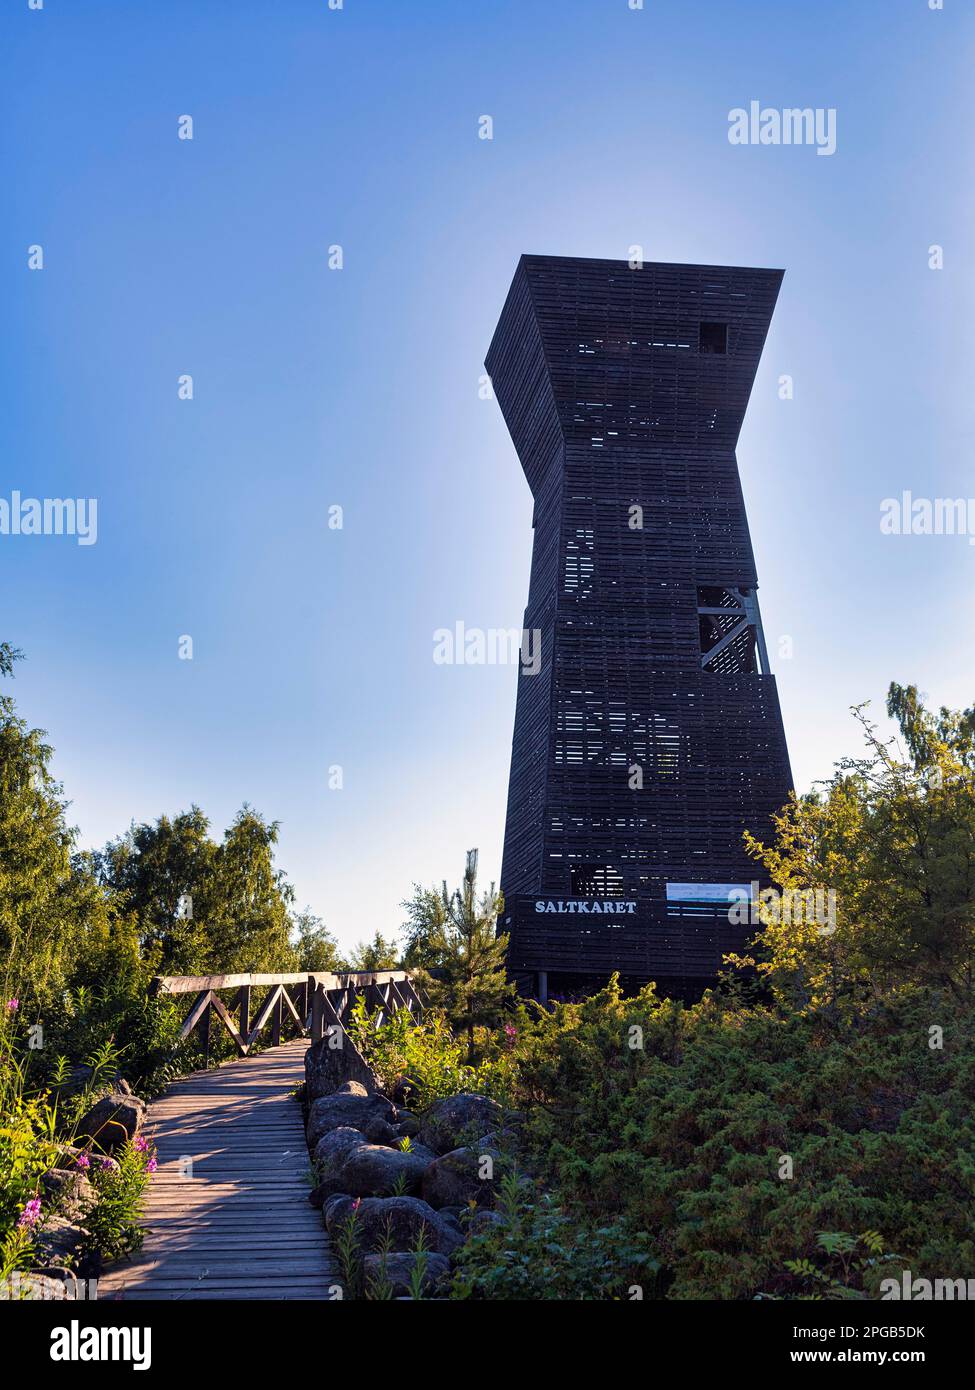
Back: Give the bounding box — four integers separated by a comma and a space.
2, 0, 972, 953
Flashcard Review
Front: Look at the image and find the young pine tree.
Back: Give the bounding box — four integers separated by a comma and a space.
414, 849, 513, 1064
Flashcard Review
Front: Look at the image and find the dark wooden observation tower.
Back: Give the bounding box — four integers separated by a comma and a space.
487, 255, 792, 1001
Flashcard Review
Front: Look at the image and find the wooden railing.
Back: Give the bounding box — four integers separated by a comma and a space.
152, 969, 421, 1060
308, 970, 422, 1044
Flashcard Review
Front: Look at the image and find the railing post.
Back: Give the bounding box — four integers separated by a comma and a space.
286, 982, 306, 1038
238, 984, 250, 1041
310, 978, 323, 1042
271, 987, 283, 1047
197, 993, 212, 1065
335, 986, 350, 1032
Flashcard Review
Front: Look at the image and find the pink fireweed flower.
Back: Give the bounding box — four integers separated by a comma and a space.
74, 1153, 91, 1170
99, 1157, 115, 1171
351, 1198, 361, 1211
6, 999, 18, 1013
504, 1022, 517, 1038
145, 1156, 158, 1174
17, 1198, 41, 1230
133, 1136, 150, 1153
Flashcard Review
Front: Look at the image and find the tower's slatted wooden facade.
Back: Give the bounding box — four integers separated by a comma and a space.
487, 255, 792, 997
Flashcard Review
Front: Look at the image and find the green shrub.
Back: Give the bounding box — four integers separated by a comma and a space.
514, 976, 975, 1299
450, 1171, 660, 1300
0, 1013, 62, 1278
0, 1021, 158, 1279
762, 1230, 903, 1300
78, 1138, 156, 1265
346, 995, 516, 1108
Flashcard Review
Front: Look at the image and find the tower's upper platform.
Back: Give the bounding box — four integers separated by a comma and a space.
485, 255, 783, 494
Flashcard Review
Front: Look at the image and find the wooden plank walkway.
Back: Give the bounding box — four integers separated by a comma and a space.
99, 1040, 336, 1300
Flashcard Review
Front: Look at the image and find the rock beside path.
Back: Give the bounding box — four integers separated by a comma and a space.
361, 1250, 450, 1297
324, 1195, 464, 1256
306, 1083, 396, 1151
74, 1092, 146, 1151
418, 1093, 503, 1155
421, 1144, 500, 1209
335, 1142, 436, 1198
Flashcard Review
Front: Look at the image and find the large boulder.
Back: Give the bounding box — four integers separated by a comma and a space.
312, 1125, 367, 1174
34, 1216, 89, 1268
324, 1195, 463, 1257
361, 1251, 450, 1297
305, 1038, 378, 1102
421, 1145, 499, 1210
309, 1127, 371, 1207
418, 1093, 502, 1155
323, 1192, 353, 1223
467, 1208, 508, 1235
362, 1116, 400, 1146
306, 1083, 396, 1151
41, 1166, 95, 1221
74, 1092, 146, 1151
334, 1142, 435, 1198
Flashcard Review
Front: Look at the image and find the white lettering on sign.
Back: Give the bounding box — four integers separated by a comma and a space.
534, 900, 637, 915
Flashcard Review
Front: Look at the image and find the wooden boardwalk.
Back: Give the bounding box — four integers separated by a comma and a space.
99, 1040, 336, 1301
